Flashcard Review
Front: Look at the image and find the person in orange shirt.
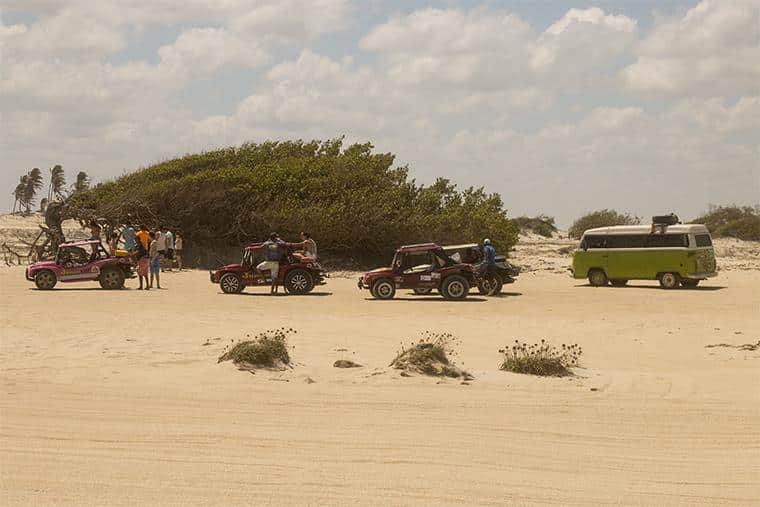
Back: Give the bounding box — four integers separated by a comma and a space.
135, 224, 150, 250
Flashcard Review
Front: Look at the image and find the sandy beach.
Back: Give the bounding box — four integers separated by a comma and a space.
1, 264, 758, 505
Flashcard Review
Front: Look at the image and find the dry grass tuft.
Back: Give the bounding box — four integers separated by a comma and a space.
218, 328, 293, 369
391, 331, 471, 379
499, 339, 581, 377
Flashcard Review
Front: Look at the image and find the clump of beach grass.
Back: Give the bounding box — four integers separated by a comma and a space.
218, 328, 294, 370
499, 339, 581, 377
391, 331, 471, 379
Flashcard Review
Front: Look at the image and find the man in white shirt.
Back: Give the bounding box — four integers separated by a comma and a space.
164, 229, 174, 271
155, 226, 167, 271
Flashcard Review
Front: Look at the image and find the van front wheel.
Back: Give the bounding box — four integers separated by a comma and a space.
659, 272, 681, 289
588, 269, 608, 287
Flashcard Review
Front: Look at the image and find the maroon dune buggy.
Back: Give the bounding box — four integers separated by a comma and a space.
210, 243, 327, 295
357, 243, 475, 300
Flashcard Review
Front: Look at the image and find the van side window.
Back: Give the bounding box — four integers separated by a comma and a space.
649, 234, 688, 247
583, 235, 605, 249
607, 235, 648, 248
695, 234, 712, 247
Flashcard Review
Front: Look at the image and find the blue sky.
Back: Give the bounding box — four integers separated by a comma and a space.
1, 0, 758, 224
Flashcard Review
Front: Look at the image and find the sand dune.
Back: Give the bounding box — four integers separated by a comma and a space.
1, 265, 758, 505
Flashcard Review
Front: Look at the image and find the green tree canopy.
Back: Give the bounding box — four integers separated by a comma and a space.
69, 139, 519, 265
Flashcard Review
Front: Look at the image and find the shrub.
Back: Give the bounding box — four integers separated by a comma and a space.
68, 138, 519, 267
692, 205, 760, 241
499, 340, 582, 377
218, 328, 293, 369
513, 214, 557, 238
391, 331, 470, 378
568, 209, 640, 239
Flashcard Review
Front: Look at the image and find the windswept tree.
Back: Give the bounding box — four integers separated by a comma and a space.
73, 171, 90, 193
48, 164, 66, 200
22, 168, 44, 213
12, 175, 28, 213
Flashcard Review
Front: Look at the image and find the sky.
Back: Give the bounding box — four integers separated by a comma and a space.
1, 0, 758, 225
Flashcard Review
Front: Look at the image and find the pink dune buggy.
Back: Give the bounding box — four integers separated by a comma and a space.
25, 239, 134, 290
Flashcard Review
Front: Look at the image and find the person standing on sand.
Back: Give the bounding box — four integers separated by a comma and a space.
148, 231, 162, 289
164, 228, 174, 272
257, 233, 286, 294
121, 224, 137, 252
155, 226, 167, 269
132, 237, 150, 290
174, 232, 183, 270
136, 224, 150, 250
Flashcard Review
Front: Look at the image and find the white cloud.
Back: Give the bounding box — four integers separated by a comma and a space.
621, 0, 760, 96
1, 1, 757, 221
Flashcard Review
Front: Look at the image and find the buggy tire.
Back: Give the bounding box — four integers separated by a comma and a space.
659, 272, 681, 289
441, 275, 469, 300
588, 269, 608, 287
681, 279, 700, 288
34, 269, 57, 290
99, 266, 125, 290
610, 279, 628, 287
219, 273, 244, 294
413, 288, 433, 295
285, 269, 314, 294
372, 279, 396, 300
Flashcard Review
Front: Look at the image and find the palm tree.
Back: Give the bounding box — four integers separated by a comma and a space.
12, 176, 27, 213
23, 168, 44, 213
73, 171, 90, 193
48, 164, 66, 201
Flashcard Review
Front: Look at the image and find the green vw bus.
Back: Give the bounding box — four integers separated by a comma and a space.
571, 223, 717, 289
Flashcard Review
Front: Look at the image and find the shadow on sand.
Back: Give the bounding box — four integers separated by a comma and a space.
228, 291, 333, 297
365, 296, 487, 302
575, 284, 726, 291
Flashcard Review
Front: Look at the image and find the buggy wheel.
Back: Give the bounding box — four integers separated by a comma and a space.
588, 269, 608, 287
413, 288, 433, 295
34, 270, 57, 290
220, 273, 244, 294
441, 275, 469, 300
659, 272, 680, 289
99, 266, 125, 289
681, 279, 699, 288
372, 279, 396, 300
285, 269, 314, 294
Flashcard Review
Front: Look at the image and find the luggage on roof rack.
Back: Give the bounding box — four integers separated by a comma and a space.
652, 214, 679, 226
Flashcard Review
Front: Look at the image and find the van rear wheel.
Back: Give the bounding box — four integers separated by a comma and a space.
681, 279, 699, 288
659, 272, 681, 289
588, 269, 608, 287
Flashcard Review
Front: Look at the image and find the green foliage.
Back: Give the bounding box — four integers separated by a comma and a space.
568, 209, 640, 239
218, 328, 293, 369
73, 171, 90, 193
69, 139, 519, 265
513, 214, 557, 238
692, 205, 760, 241
499, 340, 582, 377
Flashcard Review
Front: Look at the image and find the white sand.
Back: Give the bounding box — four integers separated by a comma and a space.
1, 265, 758, 505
